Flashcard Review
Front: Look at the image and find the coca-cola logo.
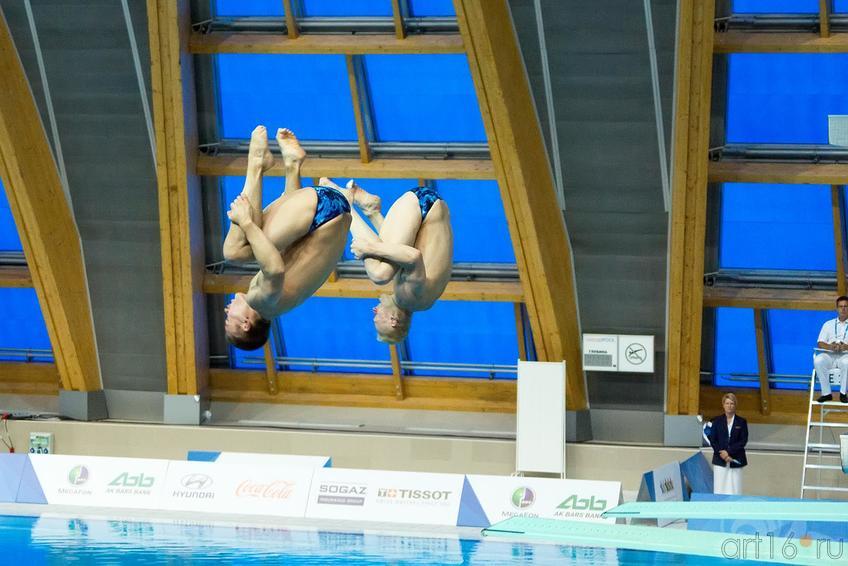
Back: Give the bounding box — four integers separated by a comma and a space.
235, 480, 295, 499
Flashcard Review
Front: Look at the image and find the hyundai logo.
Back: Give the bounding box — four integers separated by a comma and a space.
180, 473, 213, 490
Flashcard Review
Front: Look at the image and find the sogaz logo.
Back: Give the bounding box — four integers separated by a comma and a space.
68, 465, 89, 486
510, 487, 535, 509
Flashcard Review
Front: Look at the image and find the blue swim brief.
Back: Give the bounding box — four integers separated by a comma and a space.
310, 186, 351, 232
410, 186, 442, 220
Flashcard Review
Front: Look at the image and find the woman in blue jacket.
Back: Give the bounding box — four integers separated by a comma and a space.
708, 392, 748, 495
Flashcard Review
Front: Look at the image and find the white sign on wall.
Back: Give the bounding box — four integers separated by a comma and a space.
305, 467, 464, 526
583, 334, 654, 373
829, 115, 848, 146
582, 334, 618, 371
28, 454, 170, 509
464, 475, 621, 525
618, 335, 654, 373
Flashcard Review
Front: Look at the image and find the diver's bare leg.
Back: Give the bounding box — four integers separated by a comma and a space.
318, 177, 396, 283
223, 125, 274, 260
346, 179, 384, 231
277, 128, 305, 194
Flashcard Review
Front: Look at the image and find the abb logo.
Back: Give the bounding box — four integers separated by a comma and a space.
235, 480, 296, 499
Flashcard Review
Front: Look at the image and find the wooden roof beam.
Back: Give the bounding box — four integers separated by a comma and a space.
0, 265, 32, 288
703, 286, 837, 310
709, 161, 848, 185
456, 0, 586, 410
714, 30, 848, 53
148, 0, 209, 397
189, 32, 464, 55
667, 0, 715, 416
210, 368, 516, 412
197, 154, 495, 180
0, 10, 101, 393
204, 273, 524, 302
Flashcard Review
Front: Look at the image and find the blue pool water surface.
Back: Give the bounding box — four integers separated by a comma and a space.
0, 514, 761, 564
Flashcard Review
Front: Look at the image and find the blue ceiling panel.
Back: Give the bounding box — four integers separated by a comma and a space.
405, 301, 518, 379
727, 54, 848, 144
713, 307, 758, 389
733, 0, 848, 11
732, 0, 818, 12
0, 180, 22, 252
408, 0, 456, 16
215, 0, 284, 16
767, 309, 830, 390
229, 295, 391, 372
719, 183, 835, 271
277, 297, 392, 373
362, 54, 486, 142
300, 1, 392, 17
217, 54, 357, 141
0, 288, 52, 362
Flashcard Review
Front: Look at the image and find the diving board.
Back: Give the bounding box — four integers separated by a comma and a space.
603, 501, 848, 522
484, 517, 829, 564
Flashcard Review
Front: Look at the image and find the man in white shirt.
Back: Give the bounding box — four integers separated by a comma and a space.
814, 295, 848, 403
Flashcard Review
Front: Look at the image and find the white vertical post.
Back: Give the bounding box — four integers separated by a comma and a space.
516, 360, 566, 477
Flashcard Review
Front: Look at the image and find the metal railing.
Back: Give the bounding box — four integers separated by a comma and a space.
207, 259, 520, 282
211, 354, 516, 378
194, 16, 459, 35
705, 269, 837, 290
717, 14, 848, 33
200, 139, 490, 161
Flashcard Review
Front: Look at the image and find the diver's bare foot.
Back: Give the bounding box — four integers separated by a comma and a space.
318, 177, 354, 204
276, 128, 306, 167
346, 179, 381, 217
248, 125, 274, 172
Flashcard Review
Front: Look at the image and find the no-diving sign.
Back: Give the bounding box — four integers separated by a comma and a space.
581, 334, 654, 374
618, 336, 654, 373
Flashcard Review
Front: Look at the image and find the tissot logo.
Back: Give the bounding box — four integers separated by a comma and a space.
376, 488, 451, 501
181, 474, 213, 490
511, 487, 535, 509
68, 465, 89, 486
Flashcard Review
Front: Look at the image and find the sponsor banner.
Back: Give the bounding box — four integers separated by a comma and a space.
28, 454, 170, 509
210, 452, 331, 468
160, 460, 314, 517
0, 453, 26, 503
651, 461, 684, 527
305, 468, 464, 526
464, 475, 621, 525
842, 434, 848, 474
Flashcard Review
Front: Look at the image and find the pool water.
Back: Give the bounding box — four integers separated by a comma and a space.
0, 514, 761, 564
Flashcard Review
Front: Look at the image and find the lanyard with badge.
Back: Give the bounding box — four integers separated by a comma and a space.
837, 320, 848, 343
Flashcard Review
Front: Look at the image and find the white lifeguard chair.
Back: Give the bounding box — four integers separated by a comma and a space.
801, 365, 848, 498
